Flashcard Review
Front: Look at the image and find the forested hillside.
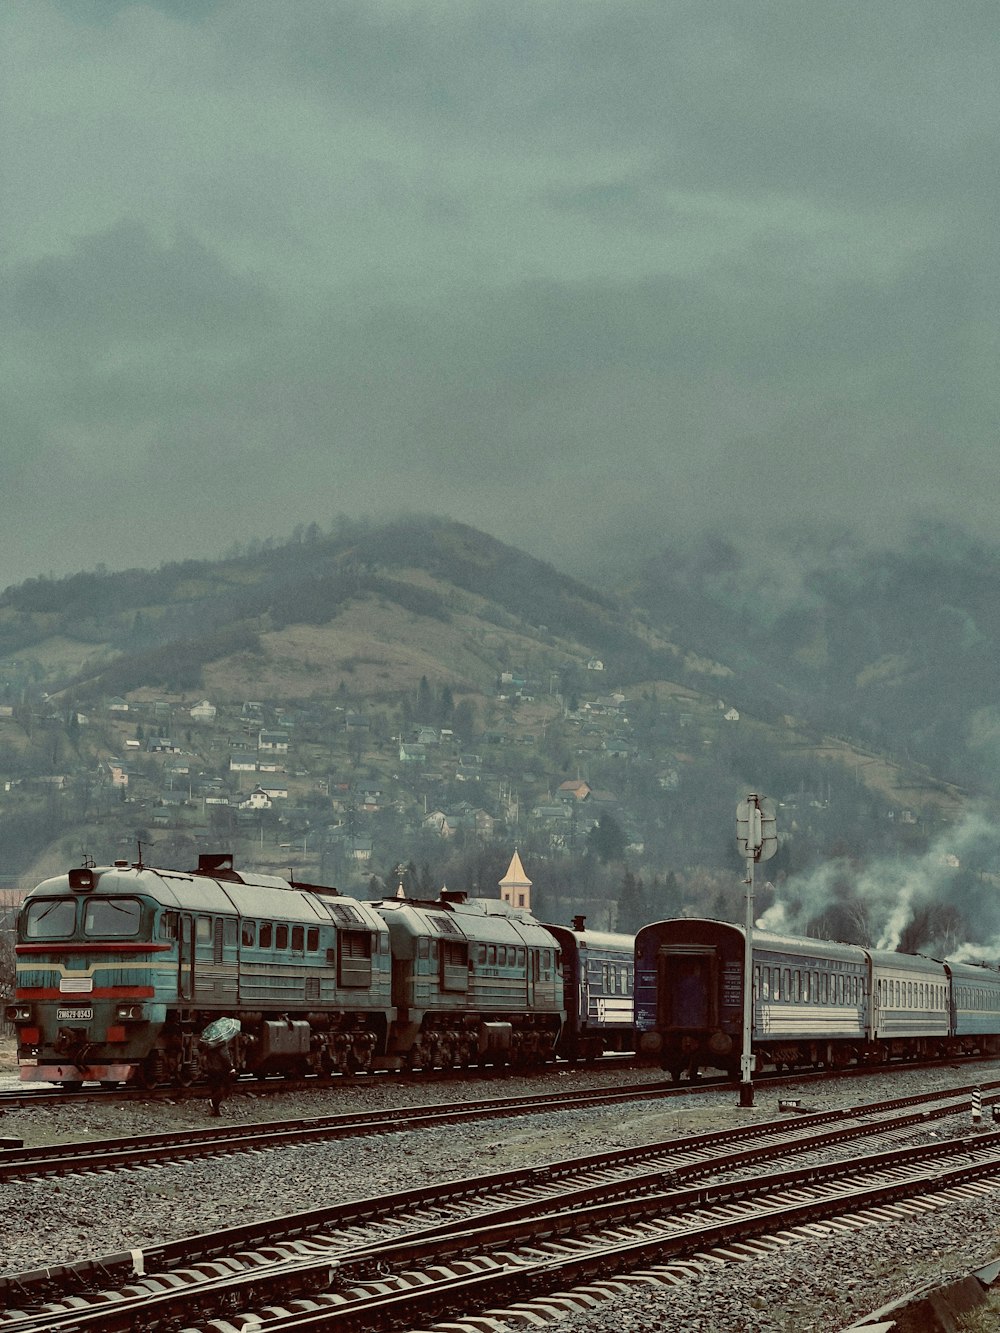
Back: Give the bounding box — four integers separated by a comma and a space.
1, 515, 998, 959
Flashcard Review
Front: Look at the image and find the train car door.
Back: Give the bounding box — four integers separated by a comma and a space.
178, 913, 194, 1000
658, 946, 716, 1029
213, 916, 239, 1005
527, 948, 537, 1007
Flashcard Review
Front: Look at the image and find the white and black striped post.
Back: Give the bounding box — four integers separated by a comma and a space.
972, 1087, 982, 1125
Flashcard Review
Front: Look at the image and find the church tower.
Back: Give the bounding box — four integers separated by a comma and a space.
499, 848, 531, 911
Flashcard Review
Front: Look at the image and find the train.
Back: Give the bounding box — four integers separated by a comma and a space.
635, 917, 1000, 1081
5, 853, 635, 1089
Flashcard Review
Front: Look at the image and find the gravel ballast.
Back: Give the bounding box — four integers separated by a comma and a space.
2, 1061, 1000, 1331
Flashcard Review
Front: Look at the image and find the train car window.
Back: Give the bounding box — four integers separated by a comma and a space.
621, 966, 628, 992
783, 968, 791, 999
418, 938, 430, 959
159, 910, 178, 941
242, 920, 256, 947
761, 969, 770, 1000
837, 975, 845, 1004
224, 918, 237, 948
196, 915, 212, 944
821, 973, 829, 1003
516, 947, 525, 967
259, 921, 273, 948
753, 965, 760, 1000
292, 925, 304, 954
429, 940, 439, 962
794, 972, 801, 1002
276, 924, 289, 950
488, 945, 497, 965
307, 927, 319, 952
802, 971, 810, 1002
477, 944, 487, 964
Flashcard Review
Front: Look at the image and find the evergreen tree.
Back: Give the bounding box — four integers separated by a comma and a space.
616, 867, 644, 933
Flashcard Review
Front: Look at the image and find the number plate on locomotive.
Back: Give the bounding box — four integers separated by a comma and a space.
56, 1007, 93, 1020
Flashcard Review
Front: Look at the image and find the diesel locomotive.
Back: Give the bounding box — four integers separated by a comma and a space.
6, 853, 635, 1088
635, 916, 1000, 1081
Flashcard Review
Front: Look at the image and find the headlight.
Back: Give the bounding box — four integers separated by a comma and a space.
115, 1003, 145, 1021
5, 1004, 32, 1022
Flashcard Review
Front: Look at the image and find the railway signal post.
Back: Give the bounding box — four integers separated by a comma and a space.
736, 794, 777, 1107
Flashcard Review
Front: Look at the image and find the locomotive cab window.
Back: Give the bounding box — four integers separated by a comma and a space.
307, 927, 319, 952
242, 921, 256, 947
159, 910, 178, 940
25, 898, 77, 939
81, 897, 143, 938
260, 921, 273, 948
276, 924, 288, 950
292, 926, 304, 955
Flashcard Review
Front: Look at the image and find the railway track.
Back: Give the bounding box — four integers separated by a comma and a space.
2, 1083, 999, 1330
5, 1071, 1000, 1182
0, 1048, 993, 1113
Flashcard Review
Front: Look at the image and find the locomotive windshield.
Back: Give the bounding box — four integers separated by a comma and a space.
24, 898, 76, 939
22, 895, 145, 940
83, 897, 143, 937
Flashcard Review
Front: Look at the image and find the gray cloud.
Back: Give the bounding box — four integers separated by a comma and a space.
2, 1, 997, 585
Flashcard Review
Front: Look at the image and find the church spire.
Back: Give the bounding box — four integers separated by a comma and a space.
499, 848, 532, 911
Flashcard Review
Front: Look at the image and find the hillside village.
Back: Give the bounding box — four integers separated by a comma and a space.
0, 517, 986, 948
0, 640, 950, 937
0, 658, 706, 887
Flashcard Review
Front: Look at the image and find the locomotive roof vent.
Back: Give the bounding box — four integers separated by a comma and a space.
113, 859, 129, 868
68, 867, 96, 892
573, 915, 587, 931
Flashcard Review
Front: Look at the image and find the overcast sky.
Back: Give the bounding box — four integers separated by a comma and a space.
2, 1, 997, 589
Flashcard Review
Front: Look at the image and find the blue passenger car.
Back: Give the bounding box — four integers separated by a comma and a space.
947, 959, 1000, 1056
867, 947, 949, 1057
636, 918, 867, 1080
545, 920, 635, 1062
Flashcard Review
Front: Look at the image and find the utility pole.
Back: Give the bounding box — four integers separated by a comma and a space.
735, 793, 777, 1108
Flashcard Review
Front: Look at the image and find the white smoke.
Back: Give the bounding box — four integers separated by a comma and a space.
755, 809, 1000, 960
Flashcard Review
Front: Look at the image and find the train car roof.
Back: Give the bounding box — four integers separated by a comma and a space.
371, 895, 557, 946
865, 947, 948, 975
944, 957, 1000, 982
543, 923, 635, 954
25, 864, 383, 927
637, 917, 868, 965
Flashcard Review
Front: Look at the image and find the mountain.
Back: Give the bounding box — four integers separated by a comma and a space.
1, 514, 998, 959
619, 519, 1000, 802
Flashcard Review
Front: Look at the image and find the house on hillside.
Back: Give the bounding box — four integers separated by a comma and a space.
189, 700, 217, 722
258, 730, 289, 752
239, 785, 272, 811
558, 779, 591, 802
